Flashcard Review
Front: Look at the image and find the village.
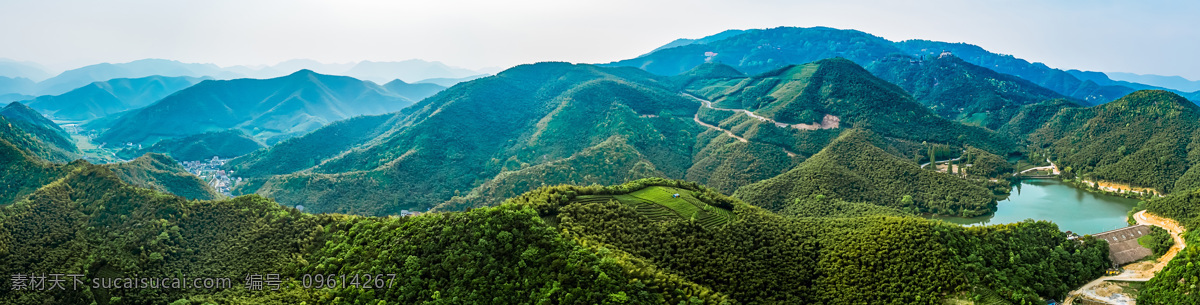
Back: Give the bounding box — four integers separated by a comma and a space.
181, 157, 240, 197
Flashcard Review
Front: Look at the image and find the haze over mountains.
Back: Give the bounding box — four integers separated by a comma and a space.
5, 24, 1200, 304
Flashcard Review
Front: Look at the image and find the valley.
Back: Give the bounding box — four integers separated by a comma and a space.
2, 17, 1200, 305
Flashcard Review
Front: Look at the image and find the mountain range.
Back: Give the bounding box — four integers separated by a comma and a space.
609, 26, 1199, 105
22, 75, 207, 121
95, 70, 415, 146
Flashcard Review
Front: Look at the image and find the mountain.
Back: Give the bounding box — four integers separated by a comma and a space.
342, 59, 484, 83
381, 79, 446, 101
867, 54, 1070, 130
733, 129, 997, 216
1141, 188, 1200, 304
1030, 90, 1200, 193
0, 59, 50, 81
0, 102, 78, 162
116, 129, 266, 161
1107, 72, 1200, 93
33, 59, 240, 96
684, 58, 1013, 154
639, 29, 748, 56
0, 76, 35, 96
413, 74, 490, 87
230, 62, 705, 215
23, 75, 206, 121
0, 124, 81, 204
228, 60, 1015, 217
611, 26, 1169, 105
95, 70, 413, 146
103, 153, 222, 200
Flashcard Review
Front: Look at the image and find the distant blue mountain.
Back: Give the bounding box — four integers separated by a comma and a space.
23, 75, 206, 121
33, 59, 240, 96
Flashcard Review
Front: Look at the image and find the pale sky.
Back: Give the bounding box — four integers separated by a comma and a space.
1, 0, 1198, 79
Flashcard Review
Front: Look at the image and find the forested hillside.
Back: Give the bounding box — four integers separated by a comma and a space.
117, 129, 266, 161
733, 129, 997, 217
0, 102, 78, 160
1138, 188, 1200, 304
867, 54, 1069, 130
96, 70, 413, 146
103, 153, 222, 200
1029, 90, 1200, 194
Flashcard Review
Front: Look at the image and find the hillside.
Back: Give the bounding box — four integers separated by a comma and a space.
733, 129, 997, 217
508, 178, 1108, 304
686, 58, 1014, 154
867, 54, 1070, 130
1030, 90, 1200, 193
0, 166, 713, 304
0, 105, 77, 163
103, 153, 222, 200
0, 76, 34, 96
231, 63, 703, 215
96, 70, 413, 146
23, 75, 205, 121
117, 129, 266, 161
612, 26, 1168, 104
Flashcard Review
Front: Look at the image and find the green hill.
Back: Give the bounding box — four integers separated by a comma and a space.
231, 63, 703, 215
508, 178, 1108, 304
734, 129, 997, 217
0, 102, 78, 161
0, 111, 76, 164
0, 165, 719, 304
23, 75, 205, 121
224, 113, 400, 178
96, 70, 413, 146
103, 153, 221, 200
117, 129, 266, 161
1029, 90, 1200, 193
686, 58, 1014, 154
1140, 188, 1200, 304
867, 54, 1070, 130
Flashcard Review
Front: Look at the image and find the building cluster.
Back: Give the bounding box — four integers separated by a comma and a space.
182, 156, 240, 197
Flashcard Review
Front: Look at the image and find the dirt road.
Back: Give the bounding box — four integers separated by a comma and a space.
1064, 210, 1186, 304
685, 94, 798, 157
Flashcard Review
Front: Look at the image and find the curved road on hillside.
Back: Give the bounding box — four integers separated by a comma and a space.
1018, 159, 1060, 175
684, 94, 799, 157
1064, 210, 1186, 305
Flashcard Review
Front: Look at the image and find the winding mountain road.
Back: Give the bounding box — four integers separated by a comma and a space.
684, 94, 799, 157
1018, 159, 1060, 175
1064, 210, 1186, 305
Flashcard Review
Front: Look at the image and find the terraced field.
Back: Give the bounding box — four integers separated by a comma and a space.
573, 186, 734, 229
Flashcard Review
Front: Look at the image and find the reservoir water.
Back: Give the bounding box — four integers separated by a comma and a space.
929, 179, 1141, 234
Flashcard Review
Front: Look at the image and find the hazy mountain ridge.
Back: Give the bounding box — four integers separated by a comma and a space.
95, 69, 414, 146
23, 75, 206, 121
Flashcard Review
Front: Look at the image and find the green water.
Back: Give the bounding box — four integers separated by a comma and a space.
929, 179, 1141, 234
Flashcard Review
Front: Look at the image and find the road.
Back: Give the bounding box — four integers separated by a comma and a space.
1064, 210, 1186, 305
1018, 159, 1060, 175
684, 94, 799, 157
919, 153, 964, 169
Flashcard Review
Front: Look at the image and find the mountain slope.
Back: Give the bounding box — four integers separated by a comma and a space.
232, 62, 704, 215
867, 54, 1070, 130
342, 59, 483, 83
733, 129, 997, 216
116, 129, 266, 161
24, 75, 205, 121
687, 58, 1014, 154
1108, 72, 1200, 93
103, 153, 222, 200
0, 103, 77, 163
1030, 90, 1200, 193
96, 70, 412, 146
0, 76, 34, 96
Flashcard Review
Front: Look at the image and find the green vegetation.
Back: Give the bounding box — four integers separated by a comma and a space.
866, 54, 1069, 130
1030, 90, 1200, 194
734, 129, 997, 217
0, 102, 78, 162
508, 178, 1108, 304
117, 129, 266, 161
104, 153, 221, 200
96, 70, 413, 146
1138, 226, 1175, 256
1137, 188, 1200, 304
962, 146, 1015, 178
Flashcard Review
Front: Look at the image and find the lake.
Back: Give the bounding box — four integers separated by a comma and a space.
928, 179, 1141, 234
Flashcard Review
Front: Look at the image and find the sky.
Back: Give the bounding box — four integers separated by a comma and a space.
1, 0, 1198, 79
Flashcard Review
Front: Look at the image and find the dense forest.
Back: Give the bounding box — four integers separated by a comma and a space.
103, 153, 222, 200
